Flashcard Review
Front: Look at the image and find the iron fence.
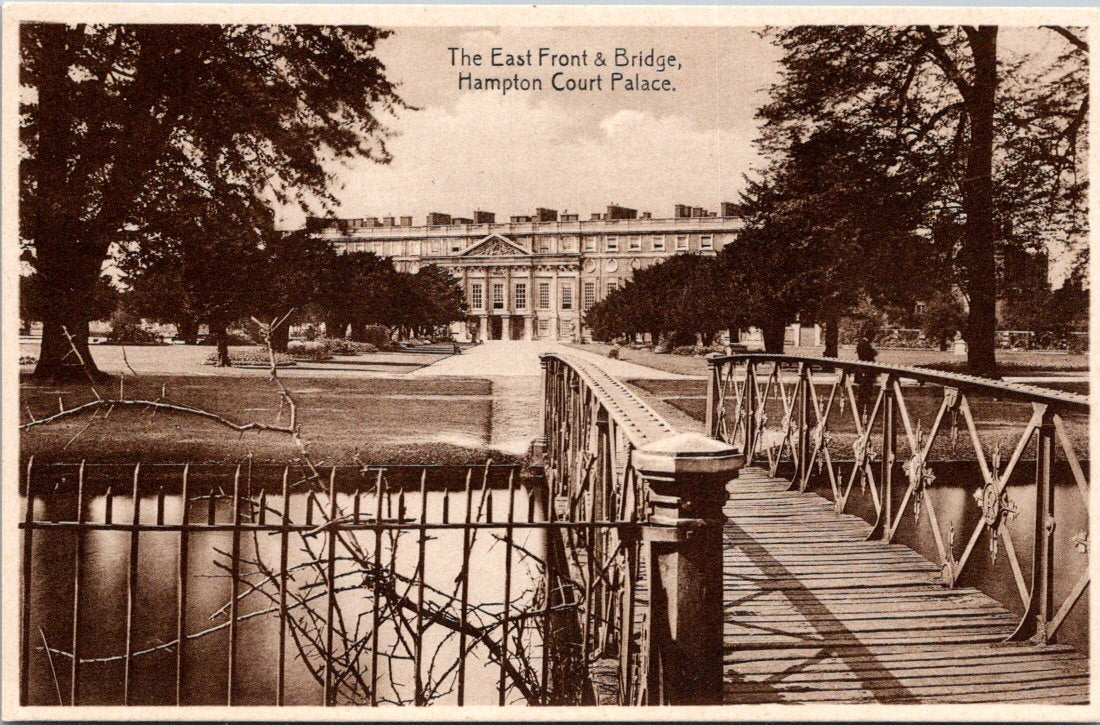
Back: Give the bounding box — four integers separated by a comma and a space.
706, 353, 1089, 646
19, 459, 644, 706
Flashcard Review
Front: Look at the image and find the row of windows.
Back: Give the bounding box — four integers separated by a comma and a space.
340, 234, 717, 257
468, 279, 619, 311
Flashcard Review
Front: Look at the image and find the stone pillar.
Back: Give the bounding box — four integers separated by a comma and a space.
523, 314, 533, 341
501, 312, 511, 341
633, 433, 744, 705
478, 314, 488, 342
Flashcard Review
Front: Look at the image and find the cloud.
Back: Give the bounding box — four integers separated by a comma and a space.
288, 93, 753, 227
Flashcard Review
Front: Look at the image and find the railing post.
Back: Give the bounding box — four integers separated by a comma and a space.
633, 433, 744, 705
745, 362, 757, 465
1012, 407, 1057, 642
704, 353, 723, 438
879, 377, 896, 542
797, 365, 811, 491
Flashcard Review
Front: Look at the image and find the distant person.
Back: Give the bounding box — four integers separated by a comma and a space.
855, 335, 878, 421
856, 336, 877, 363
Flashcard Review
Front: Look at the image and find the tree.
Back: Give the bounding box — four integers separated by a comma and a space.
255, 231, 340, 352
726, 126, 939, 356
759, 26, 1088, 374
20, 272, 118, 336
121, 190, 270, 365
20, 23, 403, 379
921, 291, 967, 350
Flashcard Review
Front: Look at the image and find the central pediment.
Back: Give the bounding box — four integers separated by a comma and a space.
459, 234, 530, 257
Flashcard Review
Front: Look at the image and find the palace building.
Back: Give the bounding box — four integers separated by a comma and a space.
307, 203, 744, 342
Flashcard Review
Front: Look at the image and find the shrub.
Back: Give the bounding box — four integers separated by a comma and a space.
671, 345, 696, 356
20, 355, 37, 365
288, 340, 334, 361
325, 338, 376, 355
357, 324, 393, 351
106, 311, 163, 345
203, 348, 295, 367
607, 346, 621, 359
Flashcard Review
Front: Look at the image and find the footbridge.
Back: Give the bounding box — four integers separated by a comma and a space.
539, 352, 1089, 705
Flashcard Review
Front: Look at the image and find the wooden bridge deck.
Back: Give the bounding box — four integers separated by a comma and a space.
721, 467, 1089, 705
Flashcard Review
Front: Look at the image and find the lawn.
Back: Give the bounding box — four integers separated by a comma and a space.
570, 341, 1089, 378
20, 374, 496, 465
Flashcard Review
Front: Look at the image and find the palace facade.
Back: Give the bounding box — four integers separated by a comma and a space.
308, 203, 743, 341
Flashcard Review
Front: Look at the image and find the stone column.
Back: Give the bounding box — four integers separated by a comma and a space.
523, 314, 533, 341
633, 432, 744, 705
478, 314, 488, 342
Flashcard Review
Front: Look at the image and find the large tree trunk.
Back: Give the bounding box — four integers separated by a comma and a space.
269, 322, 290, 353
211, 322, 231, 366
761, 318, 787, 354
823, 317, 840, 358
325, 316, 347, 339
177, 317, 199, 345
960, 27, 999, 376
33, 317, 107, 381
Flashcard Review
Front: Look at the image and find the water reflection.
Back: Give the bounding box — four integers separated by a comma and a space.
25, 486, 545, 706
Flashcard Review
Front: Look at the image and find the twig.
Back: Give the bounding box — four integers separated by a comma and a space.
38, 627, 64, 705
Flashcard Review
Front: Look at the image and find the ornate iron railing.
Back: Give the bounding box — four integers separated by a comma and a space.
540, 352, 741, 705
706, 353, 1089, 645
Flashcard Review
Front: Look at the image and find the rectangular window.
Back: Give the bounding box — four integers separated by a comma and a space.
700, 235, 713, 250
628, 235, 641, 251
451, 242, 462, 253
583, 237, 595, 252
538, 318, 550, 336
431, 241, 442, 254
561, 236, 577, 252
515, 283, 527, 310
606, 236, 619, 252
538, 282, 551, 309
675, 235, 688, 250
471, 283, 483, 310
652, 236, 665, 252
560, 283, 573, 310
492, 283, 505, 310
583, 281, 596, 311
606, 280, 617, 297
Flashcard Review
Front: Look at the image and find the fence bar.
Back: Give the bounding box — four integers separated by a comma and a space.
226, 465, 242, 705
539, 471, 553, 704
456, 468, 475, 705
275, 467, 290, 706
20, 457, 34, 706
68, 461, 86, 705
323, 467, 338, 706
122, 464, 141, 705
498, 469, 517, 705
175, 464, 190, 706
369, 468, 384, 706
413, 469, 428, 706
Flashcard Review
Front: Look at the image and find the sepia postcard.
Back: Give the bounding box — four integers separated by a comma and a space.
2, 3, 1097, 720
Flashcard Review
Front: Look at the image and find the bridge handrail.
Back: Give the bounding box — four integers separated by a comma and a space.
539, 352, 677, 447
705, 351, 1089, 647
539, 351, 740, 705
709, 353, 1088, 411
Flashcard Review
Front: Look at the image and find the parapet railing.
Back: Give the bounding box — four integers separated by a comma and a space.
539, 353, 742, 705
705, 353, 1089, 645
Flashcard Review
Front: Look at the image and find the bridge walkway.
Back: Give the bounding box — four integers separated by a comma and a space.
721, 467, 1089, 705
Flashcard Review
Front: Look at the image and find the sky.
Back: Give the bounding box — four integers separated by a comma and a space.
278, 26, 783, 227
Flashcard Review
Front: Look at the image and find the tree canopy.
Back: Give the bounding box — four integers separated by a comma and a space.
757, 25, 1088, 372
20, 23, 404, 378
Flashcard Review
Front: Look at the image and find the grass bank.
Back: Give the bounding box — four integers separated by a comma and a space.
20, 374, 496, 465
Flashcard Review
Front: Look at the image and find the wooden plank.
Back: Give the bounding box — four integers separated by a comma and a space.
717, 466, 1088, 705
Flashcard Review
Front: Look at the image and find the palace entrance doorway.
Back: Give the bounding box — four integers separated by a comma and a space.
489, 316, 504, 340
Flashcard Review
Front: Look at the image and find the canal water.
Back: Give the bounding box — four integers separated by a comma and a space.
23, 478, 546, 706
